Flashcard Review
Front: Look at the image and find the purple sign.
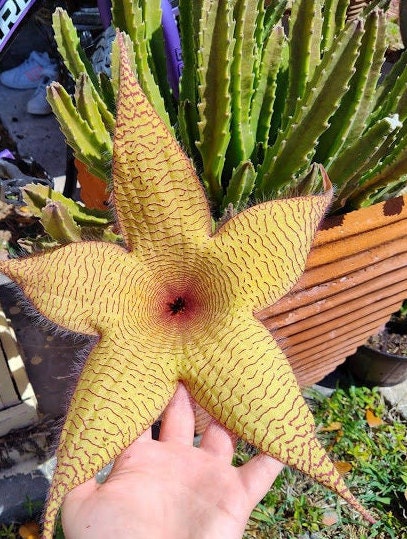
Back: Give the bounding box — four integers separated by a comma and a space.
161, 0, 183, 98
0, 0, 37, 54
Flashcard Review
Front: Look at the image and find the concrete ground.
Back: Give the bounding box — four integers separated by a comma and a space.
0, 20, 66, 179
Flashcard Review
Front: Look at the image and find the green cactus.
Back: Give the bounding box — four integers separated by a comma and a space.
110, 0, 175, 129
22, 184, 120, 246
256, 16, 365, 197
45, 0, 407, 225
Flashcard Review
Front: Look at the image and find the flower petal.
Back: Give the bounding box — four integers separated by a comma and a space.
0, 242, 143, 335
113, 35, 212, 257
183, 313, 374, 523
42, 330, 179, 537
211, 183, 332, 311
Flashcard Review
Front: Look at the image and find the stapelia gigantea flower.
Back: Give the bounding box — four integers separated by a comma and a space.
0, 36, 375, 537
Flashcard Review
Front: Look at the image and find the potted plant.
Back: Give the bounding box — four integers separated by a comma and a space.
347, 300, 407, 386
26, 0, 407, 385
1, 0, 407, 534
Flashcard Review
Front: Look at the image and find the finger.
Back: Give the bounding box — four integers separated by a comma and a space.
159, 382, 195, 444
110, 426, 153, 473
199, 419, 237, 462
238, 453, 284, 504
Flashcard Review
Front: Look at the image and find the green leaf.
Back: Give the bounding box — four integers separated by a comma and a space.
256, 18, 364, 198
141, 0, 177, 123
47, 83, 112, 181
75, 74, 112, 148
321, 0, 342, 52
111, 0, 173, 132
251, 25, 285, 148
281, 0, 323, 124
315, 9, 386, 165
328, 113, 401, 195
99, 72, 116, 116
372, 48, 407, 123
22, 184, 112, 226
41, 201, 82, 244
262, 0, 287, 38
294, 163, 324, 196
52, 8, 115, 132
266, 40, 289, 146
179, 0, 201, 104
53, 8, 99, 89
178, 0, 202, 157
196, 0, 235, 206
228, 0, 260, 163
221, 160, 256, 211
347, 119, 407, 207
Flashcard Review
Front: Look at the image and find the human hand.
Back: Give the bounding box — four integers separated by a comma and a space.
61, 383, 284, 539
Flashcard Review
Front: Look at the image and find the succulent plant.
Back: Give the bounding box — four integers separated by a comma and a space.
22, 184, 119, 244
0, 41, 376, 536
45, 0, 407, 227
2, 2, 399, 530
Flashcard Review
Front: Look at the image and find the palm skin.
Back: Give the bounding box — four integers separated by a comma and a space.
62, 384, 284, 539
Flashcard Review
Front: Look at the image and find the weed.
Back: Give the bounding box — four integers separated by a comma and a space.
0, 524, 17, 539
22, 495, 43, 519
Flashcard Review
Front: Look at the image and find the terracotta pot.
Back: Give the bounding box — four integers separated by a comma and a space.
74, 159, 109, 210
347, 345, 407, 386
256, 195, 407, 387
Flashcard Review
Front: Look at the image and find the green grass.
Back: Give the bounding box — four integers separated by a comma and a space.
241, 386, 407, 538
1, 386, 406, 538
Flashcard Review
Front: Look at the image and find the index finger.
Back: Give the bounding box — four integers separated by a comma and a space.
238, 453, 285, 504
159, 383, 196, 445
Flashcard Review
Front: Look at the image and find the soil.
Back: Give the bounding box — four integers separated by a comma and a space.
366, 315, 407, 357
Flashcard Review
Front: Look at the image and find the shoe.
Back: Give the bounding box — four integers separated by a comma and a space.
91, 25, 115, 76
0, 51, 57, 90
26, 74, 54, 115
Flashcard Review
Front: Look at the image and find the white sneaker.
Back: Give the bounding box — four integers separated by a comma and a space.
0, 51, 57, 90
26, 74, 54, 115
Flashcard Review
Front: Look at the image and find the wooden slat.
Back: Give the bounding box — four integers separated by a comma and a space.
256, 194, 407, 387
0, 304, 38, 434
0, 399, 38, 437
0, 312, 20, 409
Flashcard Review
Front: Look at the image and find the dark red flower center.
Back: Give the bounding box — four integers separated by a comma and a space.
168, 296, 187, 315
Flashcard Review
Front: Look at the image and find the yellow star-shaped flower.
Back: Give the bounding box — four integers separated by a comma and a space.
0, 36, 374, 537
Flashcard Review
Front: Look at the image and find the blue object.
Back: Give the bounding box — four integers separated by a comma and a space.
97, 0, 112, 30
161, 0, 183, 98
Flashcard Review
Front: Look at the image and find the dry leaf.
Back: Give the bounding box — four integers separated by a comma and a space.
366, 408, 385, 427
334, 461, 353, 475
18, 521, 40, 539
322, 510, 339, 526
319, 421, 342, 432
